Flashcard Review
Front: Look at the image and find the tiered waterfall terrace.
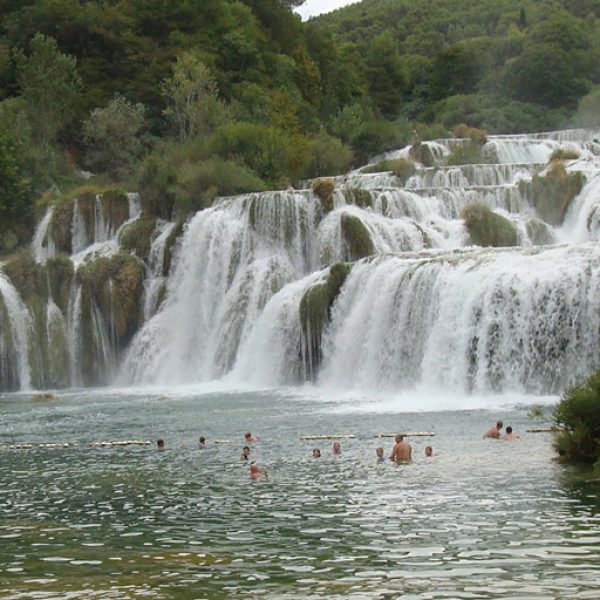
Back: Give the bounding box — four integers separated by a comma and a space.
2, 129, 600, 395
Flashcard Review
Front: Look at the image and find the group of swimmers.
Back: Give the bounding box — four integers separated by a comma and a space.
156, 422, 519, 477
482, 420, 520, 440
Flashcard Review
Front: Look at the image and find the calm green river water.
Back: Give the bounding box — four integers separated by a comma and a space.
0, 386, 599, 599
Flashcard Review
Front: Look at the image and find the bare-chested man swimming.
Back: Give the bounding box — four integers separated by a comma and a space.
244, 432, 260, 442
389, 434, 412, 462
504, 426, 520, 440
483, 420, 503, 439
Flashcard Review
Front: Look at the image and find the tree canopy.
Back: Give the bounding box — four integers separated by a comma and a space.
0, 0, 598, 249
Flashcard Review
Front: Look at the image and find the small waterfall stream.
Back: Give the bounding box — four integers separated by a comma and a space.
2, 128, 600, 397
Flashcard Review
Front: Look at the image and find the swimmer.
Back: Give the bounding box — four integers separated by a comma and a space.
199, 436, 206, 448
483, 420, 503, 439
157, 438, 165, 451
389, 434, 411, 462
244, 432, 260, 442
313, 448, 321, 458
249, 461, 268, 479
504, 426, 520, 440
376, 447, 385, 463
332, 441, 341, 455
240, 446, 251, 460
425, 446, 433, 457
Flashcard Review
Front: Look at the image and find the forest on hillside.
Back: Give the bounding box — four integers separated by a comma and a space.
1, 0, 600, 253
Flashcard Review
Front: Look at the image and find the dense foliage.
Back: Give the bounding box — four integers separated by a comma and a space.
0, 0, 599, 249
554, 369, 600, 468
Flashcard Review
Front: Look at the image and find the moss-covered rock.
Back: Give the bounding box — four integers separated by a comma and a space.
45, 255, 74, 314
49, 199, 74, 254
119, 215, 157, 261
2, 249, 47, 304
343, 188, 373, 209
340, 213, 375, 260
1, 249, 53, 389
101, 188, 130, 229
461, 203, 518, 247
299, 262, 350, 379
409, 140, 435, 167
77, 252, 144, 341
532, 163, 586, 226
526, 217, 555, 246
76, 252, 144, 385
48, 186, 129, 254
312, 178, 336, 212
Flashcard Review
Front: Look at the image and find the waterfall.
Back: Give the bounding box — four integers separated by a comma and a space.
318, 245, 600, 394
0, 272, 33, 390
124, 191, 321, 384
142, 220, 176, 321
67, 285, 83, 387
32, 208, 56, 262
4, 128, 600, 396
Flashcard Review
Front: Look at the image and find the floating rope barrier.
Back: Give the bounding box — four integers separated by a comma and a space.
373, 432, 435, 438
526, 428, 563, 433
1, 440, 152, 450
301, 435, 356, 440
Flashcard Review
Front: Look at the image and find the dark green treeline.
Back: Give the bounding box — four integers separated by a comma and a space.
1, 0, 600, 251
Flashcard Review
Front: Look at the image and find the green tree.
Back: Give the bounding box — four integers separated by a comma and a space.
0, 135, 33, 252
365, 32, 407, 117
161, 51, 225, 141
504, 43, 590, 108
83, 94, 146, 180
14, 33, 82, 149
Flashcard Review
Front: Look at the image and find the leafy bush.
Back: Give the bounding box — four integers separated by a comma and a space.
414, 122, 450, 140
173, 158, 267, 212
208, 121, 309, 185
452, 123, 487, 144
303, 131, 354, 179
554, 369, 600, 465
461, 202, 518, 247
137, 153, 178, 220
362, 158, 416, 183
350, 119, 412, 161
447, 140, 486, 165
550, 148, 580, 162
312, 178, 336, 212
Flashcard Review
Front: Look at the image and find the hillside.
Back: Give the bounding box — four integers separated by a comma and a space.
0, 0, 599, 254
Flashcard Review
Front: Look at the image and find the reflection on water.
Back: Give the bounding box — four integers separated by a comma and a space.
0, 389, 599, 598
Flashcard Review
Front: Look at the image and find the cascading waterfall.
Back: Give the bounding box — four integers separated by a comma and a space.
142, 220, 176, 321
2, 128, 600, 398
0, 272, 33, 390
67, 285, 83, 387
123, 191, 321, 384
318, 245, 600, 394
